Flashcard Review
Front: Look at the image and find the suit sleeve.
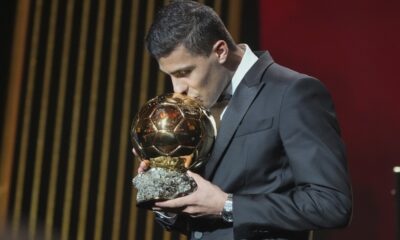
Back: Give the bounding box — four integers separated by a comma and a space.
154, 211, 191, 235
232, 77, 352, 235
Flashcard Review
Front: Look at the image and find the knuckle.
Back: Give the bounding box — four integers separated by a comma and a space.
184, 207, 195, 214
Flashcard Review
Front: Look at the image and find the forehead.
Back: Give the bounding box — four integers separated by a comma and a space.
158, 45, 206, 73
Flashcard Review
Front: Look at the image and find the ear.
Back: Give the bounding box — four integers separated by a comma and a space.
212, 40, 229, 64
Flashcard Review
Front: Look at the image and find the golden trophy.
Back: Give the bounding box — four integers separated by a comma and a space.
131, 93, 216, 208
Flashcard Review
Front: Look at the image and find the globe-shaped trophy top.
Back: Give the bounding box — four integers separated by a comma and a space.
131, 93, 216, 170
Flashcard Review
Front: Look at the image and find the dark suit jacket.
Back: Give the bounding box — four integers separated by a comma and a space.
157, 51, 352, 240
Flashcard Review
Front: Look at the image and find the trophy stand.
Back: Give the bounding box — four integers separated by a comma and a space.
132, 156, 197, 209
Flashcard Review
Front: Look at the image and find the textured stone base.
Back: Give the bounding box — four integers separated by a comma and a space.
132, 167, 197, 208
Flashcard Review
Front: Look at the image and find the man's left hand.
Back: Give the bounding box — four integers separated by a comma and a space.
154, 171, 228, 217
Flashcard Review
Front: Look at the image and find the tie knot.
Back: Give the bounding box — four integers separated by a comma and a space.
211, 94, 231, 131
217, 93, 232, 103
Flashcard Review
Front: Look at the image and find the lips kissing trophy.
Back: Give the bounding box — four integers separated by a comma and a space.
131, 93, 216, 209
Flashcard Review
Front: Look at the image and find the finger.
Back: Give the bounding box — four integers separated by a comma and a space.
138, 160, 151, 173
138, 164, 145, 173
153, 206, 186, 214
187, 170, 199, 177
187, 171, 202, 182
155, 197, 188, 209
142, 160, 150, 168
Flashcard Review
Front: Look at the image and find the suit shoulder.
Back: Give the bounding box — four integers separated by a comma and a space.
264, 63, 319, 87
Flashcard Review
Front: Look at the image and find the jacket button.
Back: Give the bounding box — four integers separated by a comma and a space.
193, 231, 203, 239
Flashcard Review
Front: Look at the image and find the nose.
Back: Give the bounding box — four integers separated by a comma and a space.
171, 77, 188, 94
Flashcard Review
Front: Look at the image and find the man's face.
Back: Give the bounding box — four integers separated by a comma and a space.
158, 45, 228, 109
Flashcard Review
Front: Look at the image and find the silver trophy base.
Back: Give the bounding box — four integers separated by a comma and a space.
132, 167, 197, 209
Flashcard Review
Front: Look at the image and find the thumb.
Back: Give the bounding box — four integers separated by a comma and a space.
187, 171, 202, 181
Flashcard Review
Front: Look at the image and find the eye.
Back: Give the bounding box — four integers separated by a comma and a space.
174, 69, 191, 78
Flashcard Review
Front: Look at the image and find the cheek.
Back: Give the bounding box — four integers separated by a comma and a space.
200, 74, 217, 99
192, 70, 210, 91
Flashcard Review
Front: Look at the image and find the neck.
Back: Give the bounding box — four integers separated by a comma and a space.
214, 45, 244, 101
225, 44, 245, 71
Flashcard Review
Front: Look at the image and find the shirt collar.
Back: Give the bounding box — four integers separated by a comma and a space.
225, 44, 259, 96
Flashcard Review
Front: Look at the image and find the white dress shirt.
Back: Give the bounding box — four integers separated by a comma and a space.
220, 44, 258, 119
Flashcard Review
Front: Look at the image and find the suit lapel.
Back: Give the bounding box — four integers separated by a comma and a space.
204, 52, 274, 180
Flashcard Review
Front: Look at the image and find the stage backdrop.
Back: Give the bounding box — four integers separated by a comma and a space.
2, 0, 399, 239
259, 0, 400, 239
0, 1, 247, 240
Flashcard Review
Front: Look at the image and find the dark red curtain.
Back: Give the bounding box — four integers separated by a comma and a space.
259, 0, 400, 239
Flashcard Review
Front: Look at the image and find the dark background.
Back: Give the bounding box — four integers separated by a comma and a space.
1, 0, 399, 239
0, 1, 17, 144
260, 0, 400, 239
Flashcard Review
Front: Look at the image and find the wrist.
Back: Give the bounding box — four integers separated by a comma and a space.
221, 193, 233, 222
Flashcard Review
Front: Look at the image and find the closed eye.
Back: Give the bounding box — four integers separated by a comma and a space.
171, 67, 193, 78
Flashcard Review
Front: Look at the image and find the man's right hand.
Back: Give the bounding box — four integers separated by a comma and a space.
132, 148, 151, 173
138, 159, 151, 173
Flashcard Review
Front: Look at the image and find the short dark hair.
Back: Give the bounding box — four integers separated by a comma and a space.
146, 0, 237, 59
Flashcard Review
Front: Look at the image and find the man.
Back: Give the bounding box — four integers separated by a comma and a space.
136, 1, 352, 239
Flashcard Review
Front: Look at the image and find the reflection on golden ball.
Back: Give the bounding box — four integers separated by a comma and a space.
131, 93, 216, 169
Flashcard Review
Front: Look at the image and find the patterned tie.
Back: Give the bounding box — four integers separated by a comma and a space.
210, 94, 231, 131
